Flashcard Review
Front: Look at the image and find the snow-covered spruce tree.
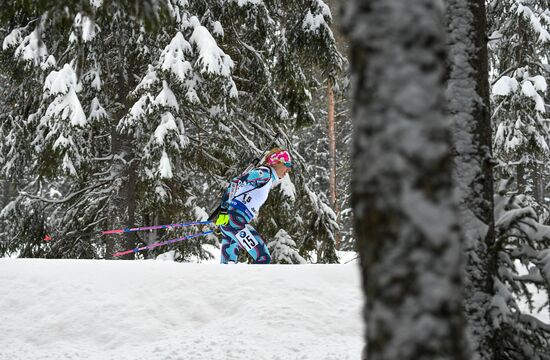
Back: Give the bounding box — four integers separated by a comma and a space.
344, 0, 468, 358
0, 6, 82, 257
0, 0, 342, 261
289, 0, 349, 259
268, 229, 306, 264
0, 178, 12, 255
324, 0, 353, 252
0, 1, 182, 259
449, 2, 550, 357
446, 0, 498, 358
488, 0, 550, 214
330, 74, 354, 254
297, 78, 353, 253
492, 180, 550, 359
301, 178, 339, 263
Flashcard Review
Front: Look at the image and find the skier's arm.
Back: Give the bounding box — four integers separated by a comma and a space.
214, 168, 271, 226
220, 186, 231, 209
214, 183, 233, 226
240, 168, 272, 187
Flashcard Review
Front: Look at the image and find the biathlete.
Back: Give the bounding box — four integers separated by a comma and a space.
214, 148, 293, 264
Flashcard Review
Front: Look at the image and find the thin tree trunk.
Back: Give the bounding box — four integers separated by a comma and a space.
124, 154, 138, 258
344, 0, 468, 358
0, 180, 8, 209
447, 0, 496, 359
105, 39, 139, 260
541, 164, 546, 205
106, 127, 138, 260
531, 162, 543, 204
517, 162, 525, 193
327, 78, 341, 249
144, 212, 168, 259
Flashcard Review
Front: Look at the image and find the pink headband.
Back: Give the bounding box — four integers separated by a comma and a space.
266, 150, 292, 167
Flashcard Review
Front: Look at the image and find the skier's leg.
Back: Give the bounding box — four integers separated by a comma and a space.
239, 225, 271, 264
219, 228, 239, 264
219, 206, 248, 264
220, 199, 270, 264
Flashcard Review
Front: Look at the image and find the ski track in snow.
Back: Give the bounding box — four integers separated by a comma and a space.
0, 259, 363, 360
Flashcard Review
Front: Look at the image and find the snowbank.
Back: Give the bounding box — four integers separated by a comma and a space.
0, 259, 363, 360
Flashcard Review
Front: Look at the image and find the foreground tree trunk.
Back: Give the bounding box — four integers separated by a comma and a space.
446, 1, 496, 359
344, 0, 469, 358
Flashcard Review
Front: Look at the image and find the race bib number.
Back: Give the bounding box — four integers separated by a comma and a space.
236, 227, 258, 250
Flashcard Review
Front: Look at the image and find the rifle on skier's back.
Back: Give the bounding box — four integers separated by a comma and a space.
207, 132, 282, 223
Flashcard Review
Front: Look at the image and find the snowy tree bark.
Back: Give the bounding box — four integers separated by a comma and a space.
105, 47, 139, 260
446, 1, 496, 359
344, 0, 468, 358
107, 117, 138, 260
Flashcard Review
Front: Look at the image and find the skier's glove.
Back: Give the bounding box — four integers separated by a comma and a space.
215, 209, 229, 226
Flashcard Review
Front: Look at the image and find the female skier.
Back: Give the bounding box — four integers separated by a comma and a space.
215, 148, 292, 264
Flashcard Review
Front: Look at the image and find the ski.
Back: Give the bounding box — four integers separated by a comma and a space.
113, 229, 215, 257
101, 220, 212, 235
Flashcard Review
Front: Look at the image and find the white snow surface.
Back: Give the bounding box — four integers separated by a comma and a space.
521, 80, 546, 112
0, 259, 363, 360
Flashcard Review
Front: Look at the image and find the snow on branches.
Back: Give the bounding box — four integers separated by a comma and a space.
43, 64, 87, 127
493, 68, 548, 156
492, 180, 550, 357
36, 63, 88, 176
159, 32, 192, 82
189, 18, 234, 77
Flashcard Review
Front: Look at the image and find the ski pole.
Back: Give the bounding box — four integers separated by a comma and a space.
113, 229, 215, 257
102, 220, 212, 235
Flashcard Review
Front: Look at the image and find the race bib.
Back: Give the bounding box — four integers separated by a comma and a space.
236, 227, 258, 251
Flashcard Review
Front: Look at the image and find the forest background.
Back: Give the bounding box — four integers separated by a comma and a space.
0, 0, 350, 263
2, 0, 550, 358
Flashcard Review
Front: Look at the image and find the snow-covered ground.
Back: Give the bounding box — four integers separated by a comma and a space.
0, 258, 364, 360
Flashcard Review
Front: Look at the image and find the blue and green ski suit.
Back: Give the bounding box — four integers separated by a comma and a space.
218, 166, 277, 264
